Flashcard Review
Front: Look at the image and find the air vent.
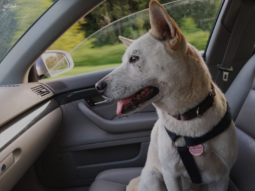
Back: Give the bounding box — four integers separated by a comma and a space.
31, 85, 51, 98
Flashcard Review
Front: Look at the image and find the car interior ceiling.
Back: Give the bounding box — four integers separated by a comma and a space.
1, 0, 255, 190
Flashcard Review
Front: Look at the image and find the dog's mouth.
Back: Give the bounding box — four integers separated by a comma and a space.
116, 86, 159, 115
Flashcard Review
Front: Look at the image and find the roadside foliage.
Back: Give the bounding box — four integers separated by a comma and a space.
48, 0, 221, 79
0, 0, 55, 61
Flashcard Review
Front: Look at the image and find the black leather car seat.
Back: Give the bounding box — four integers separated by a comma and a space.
89, 54, 255, 191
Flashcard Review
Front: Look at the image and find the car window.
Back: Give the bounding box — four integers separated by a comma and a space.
0, 0, 56, 63
42, 0, 222, 81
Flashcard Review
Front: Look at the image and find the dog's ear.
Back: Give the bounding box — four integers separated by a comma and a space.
149, 0, 185, 51
119, 36, 133, 47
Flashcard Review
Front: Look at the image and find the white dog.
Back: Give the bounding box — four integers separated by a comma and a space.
95, 1, 238, 190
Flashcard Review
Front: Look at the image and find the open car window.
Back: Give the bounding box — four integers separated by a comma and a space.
41, 0, 222, 81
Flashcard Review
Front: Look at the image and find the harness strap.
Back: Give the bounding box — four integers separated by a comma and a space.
177, 147, 202, 184
165, 129, 202, 184
165, 105, 232, 184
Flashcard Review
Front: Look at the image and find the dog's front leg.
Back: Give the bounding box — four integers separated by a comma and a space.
208, 174, 229, 191
162, 167, 182, 191
127, 122, 167, 191
137, 166, 167, 191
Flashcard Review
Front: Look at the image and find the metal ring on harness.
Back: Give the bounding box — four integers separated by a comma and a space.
172, 141, 177, 149
196, 107, 202, 118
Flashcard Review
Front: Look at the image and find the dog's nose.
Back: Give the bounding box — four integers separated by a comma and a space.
95, 81, 107, 93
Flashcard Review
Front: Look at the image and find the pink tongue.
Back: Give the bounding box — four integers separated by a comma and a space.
116, 96, 134, 115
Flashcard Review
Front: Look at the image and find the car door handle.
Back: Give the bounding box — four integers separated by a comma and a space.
94, 99, 111, 106
78, 102, 157, 134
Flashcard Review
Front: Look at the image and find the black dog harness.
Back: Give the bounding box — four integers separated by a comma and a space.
165, 107, 232, 184
164, 84, 232, 184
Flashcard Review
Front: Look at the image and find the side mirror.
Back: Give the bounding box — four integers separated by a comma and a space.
35, 50, 74, 80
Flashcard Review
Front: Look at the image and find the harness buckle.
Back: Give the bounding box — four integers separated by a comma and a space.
196, 107, 202, 118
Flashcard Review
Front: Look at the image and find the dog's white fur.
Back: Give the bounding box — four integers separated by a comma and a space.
97, 1, 238, 190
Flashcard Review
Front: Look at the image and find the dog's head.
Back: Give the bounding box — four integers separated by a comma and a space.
96, 0, 202, 115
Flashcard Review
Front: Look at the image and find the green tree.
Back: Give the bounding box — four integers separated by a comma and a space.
49, 19, 86, 52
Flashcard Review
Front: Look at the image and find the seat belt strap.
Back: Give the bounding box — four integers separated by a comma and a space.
216, 1, 255, 82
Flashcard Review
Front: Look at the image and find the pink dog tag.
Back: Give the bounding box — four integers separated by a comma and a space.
189, 144, 204, 156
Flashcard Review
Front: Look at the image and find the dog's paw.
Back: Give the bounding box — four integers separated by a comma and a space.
126, 176, 140, 191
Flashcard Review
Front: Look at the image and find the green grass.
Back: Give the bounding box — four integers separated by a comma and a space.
71, 39, 127, 66
184, 30, 209, 51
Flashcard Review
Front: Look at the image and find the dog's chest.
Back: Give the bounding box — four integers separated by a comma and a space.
157, 124, 211, 178
156, 123, 233, 184
157, 125, 187, 176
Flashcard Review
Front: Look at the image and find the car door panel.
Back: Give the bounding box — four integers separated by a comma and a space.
34, 69, 157, 188
76, 142, 149, 181
0, 102, 62, 191
44, 69, 115, 95
36, 142, 149, 187
78, 101, 157, 133
56, 100, 152, 148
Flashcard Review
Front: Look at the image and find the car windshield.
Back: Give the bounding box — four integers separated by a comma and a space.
0, 0, 56, 63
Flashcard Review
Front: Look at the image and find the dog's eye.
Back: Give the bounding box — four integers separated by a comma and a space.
129, 56, 139, 63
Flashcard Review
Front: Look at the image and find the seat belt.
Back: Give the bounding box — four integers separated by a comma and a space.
216, 0, 255, 83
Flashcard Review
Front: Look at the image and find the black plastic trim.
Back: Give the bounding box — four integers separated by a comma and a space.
204, 0, 226, 60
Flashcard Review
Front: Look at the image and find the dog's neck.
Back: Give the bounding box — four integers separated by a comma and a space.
153, 83, 227, 137
154, 78, 212, 116
172, 84, 216, 121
